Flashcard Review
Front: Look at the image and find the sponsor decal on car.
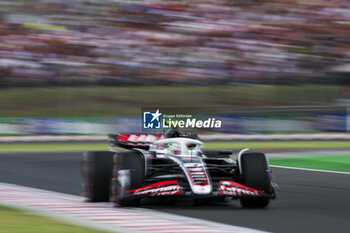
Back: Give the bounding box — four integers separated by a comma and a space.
129, 180, 183, 196
116, 134, 165, 147
219, 181, 263, 197
132, 185, 183, 196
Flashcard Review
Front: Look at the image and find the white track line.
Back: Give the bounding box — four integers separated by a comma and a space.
0, 182, 268, 233
0, 199, 141, 233
271, 165, 350, 175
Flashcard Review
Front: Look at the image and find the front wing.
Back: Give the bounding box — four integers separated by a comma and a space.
127, 180, 275, 198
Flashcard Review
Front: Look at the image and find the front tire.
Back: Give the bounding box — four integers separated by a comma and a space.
111, 151, 145, 207
239, 152, 272, 208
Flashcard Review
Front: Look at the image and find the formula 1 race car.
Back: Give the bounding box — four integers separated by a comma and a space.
82, 130, 276, 208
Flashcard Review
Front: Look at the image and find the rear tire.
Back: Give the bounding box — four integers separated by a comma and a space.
239, 152, 271, 208
82, 151, 114, 202
111, 151, 144, 207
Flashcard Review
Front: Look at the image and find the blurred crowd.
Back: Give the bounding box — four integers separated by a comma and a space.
0, 0, 349, 86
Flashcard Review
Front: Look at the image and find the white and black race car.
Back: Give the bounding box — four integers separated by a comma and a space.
82, 130, 277, 208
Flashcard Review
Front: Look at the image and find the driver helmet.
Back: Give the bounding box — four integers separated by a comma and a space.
167, 142, 181, 155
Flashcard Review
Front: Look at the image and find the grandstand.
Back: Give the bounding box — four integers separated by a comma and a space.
0, 0, 349, 86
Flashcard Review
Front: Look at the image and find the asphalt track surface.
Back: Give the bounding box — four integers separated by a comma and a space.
0, 152, 349, 233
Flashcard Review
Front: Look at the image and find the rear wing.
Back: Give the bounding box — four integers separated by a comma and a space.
108, 134, 165, 150
108, 130, 199, 150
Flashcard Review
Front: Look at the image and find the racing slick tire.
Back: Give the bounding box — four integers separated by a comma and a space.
239, 152, 271, 208
82, 151, 114, 202
111, 151, 145, 207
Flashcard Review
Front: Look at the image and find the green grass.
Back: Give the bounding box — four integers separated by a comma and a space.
0, 143, 109, 152
269, 155, 350, 172
0, 85, 344, 117
204, 141, 350, 149
0, 140, 349, 152
0, 205, 109, 233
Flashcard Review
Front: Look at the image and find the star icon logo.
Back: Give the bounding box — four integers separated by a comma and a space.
150, 109, 162, 122
143, 109, 162, 129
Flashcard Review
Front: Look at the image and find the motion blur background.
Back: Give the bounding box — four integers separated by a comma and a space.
0, 0, 349, 135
